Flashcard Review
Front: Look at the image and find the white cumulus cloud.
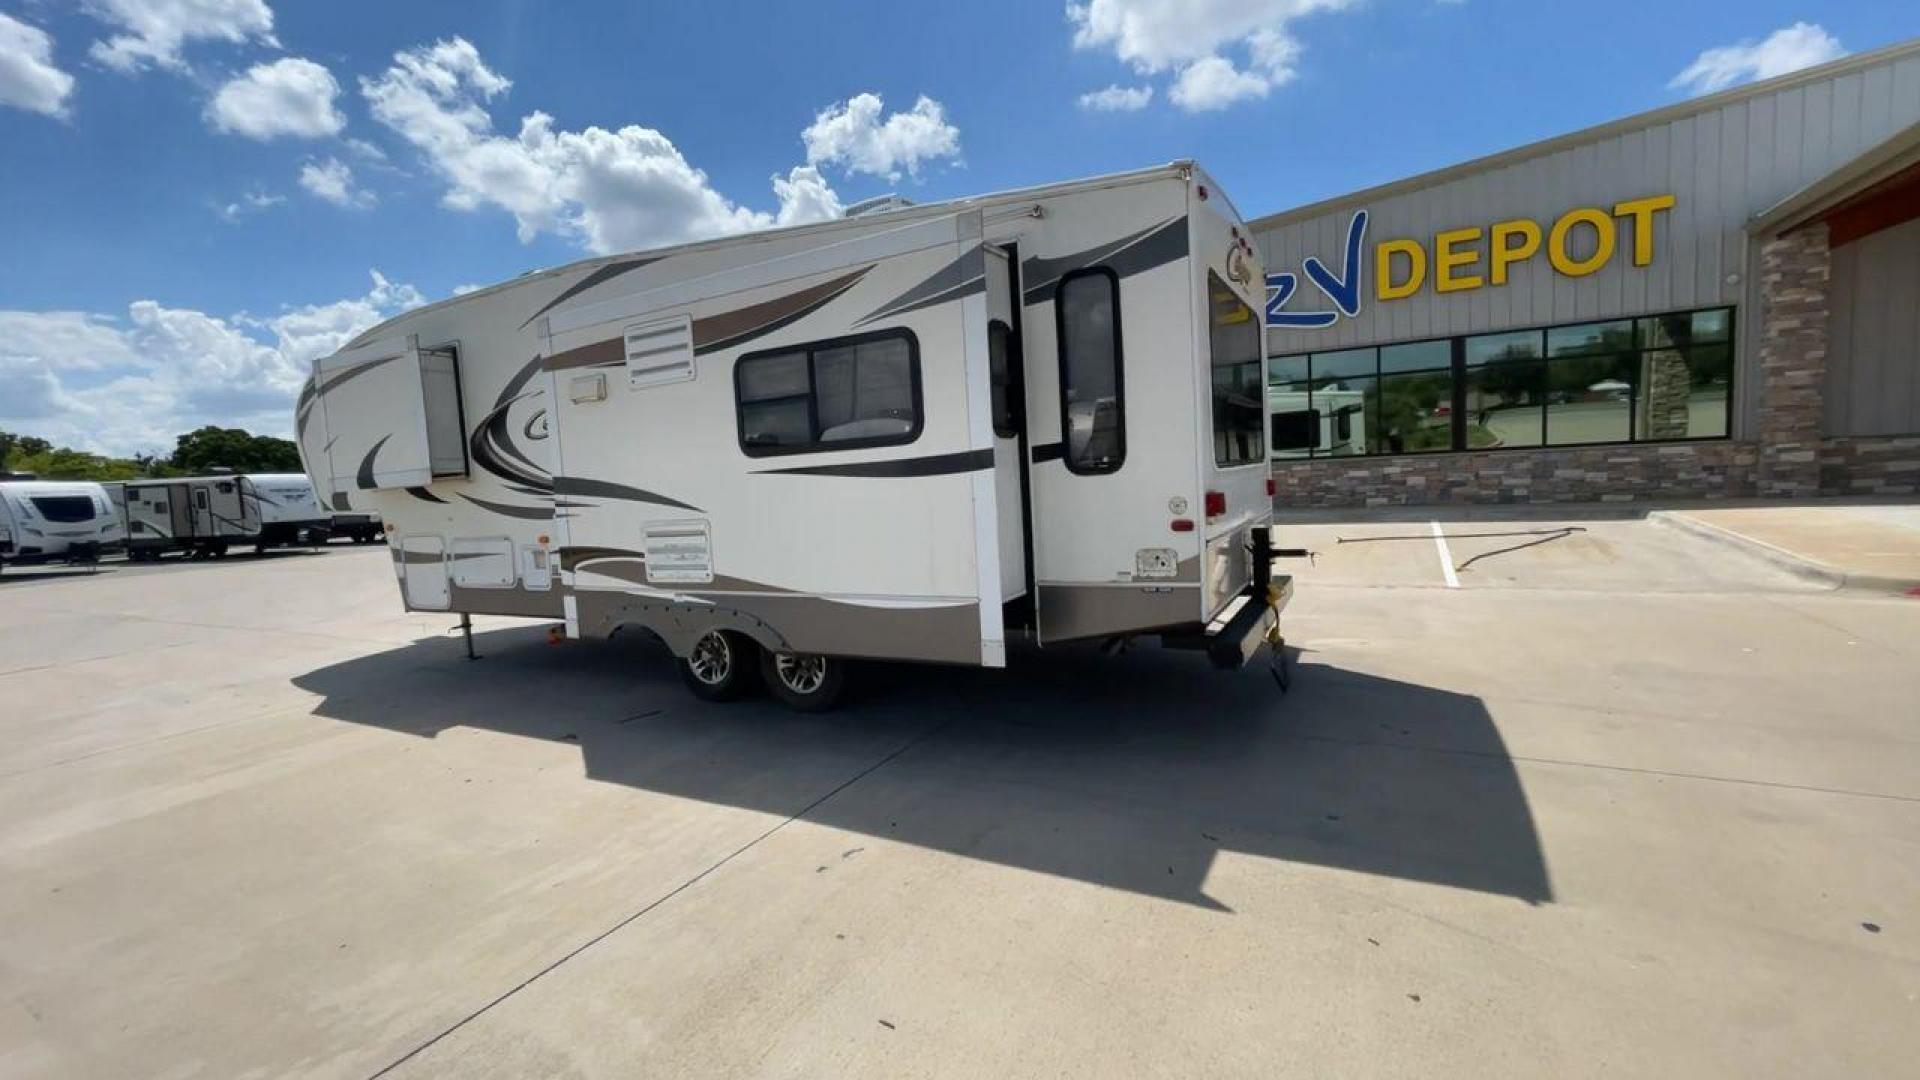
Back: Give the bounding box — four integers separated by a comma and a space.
84, 0, 277, 73
361, 37, 915, 255
801, 93, 962, 181
0, 13, 75, 118
1067, 0, 1354, 112
0, 271, 422, 456
1077, 83, 1153, 112
1169, 55, 1273, 110
214, 188, 283, 223
208, 56, 345, 139
298, 156, 371, 207
772, 164, 844, 225
1669, 22, 1847, 96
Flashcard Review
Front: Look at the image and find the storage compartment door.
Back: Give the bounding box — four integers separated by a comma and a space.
401, 535, 450, 610
314, 335, 468, 496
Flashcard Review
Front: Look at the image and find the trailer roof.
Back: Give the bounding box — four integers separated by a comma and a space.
342, 161, 1198, 352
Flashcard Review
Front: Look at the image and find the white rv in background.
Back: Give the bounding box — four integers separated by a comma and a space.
300, 163, 1290, 709
246, 472, 333, 546
123, 472, 333, 559
123, 476, 257, 559
0, 481, 126, 569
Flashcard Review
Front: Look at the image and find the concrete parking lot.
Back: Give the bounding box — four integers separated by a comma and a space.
2, 522, 1917, 1078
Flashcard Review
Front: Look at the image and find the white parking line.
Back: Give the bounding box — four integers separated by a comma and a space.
1430, 520, 1460, 588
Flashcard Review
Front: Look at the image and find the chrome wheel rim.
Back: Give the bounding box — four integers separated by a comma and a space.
688, 632, 732, 685
775, 654, 826, 694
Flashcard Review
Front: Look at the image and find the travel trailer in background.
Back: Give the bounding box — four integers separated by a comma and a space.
0, 481, 125, 569
121, 473, 330, 559
123, 476, 256, 559
299, 163, 1290, 709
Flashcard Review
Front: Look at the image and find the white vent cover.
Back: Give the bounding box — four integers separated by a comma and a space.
624, 315, 695, 389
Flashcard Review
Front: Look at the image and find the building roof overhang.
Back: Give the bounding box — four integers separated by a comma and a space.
1747, 120, 1920, 241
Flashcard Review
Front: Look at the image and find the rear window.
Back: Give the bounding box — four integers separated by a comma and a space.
30, 496, 97, 523
1209, 271, 1265, 466
1056, 269, 1125, 474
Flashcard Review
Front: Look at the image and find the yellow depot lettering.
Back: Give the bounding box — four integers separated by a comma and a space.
1548, 208, 1616, 277
1489, 219, 1542, 285
1376, 239, 1426, 301
1434, 227, 1484, 293
1613, 194, 1676, 266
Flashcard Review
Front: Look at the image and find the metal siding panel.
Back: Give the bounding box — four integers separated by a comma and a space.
1800, 79, 1833, 190
1896, 56, 1920, 132
1826, 241, 1856, 434
1877, 221, 1920, 434
1860, 64, 1895, 146
1775, 86, 1806, 196
1467, 167, 1494, 334
1829, 72, 1864, 159
1718, 103, 1749, 310
1644, 120, 1673, 309
1619, 127, 1648, 317
1668, 113, 1698, 311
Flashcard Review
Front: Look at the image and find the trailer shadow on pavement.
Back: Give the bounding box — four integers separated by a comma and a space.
293, 626, 1553, 910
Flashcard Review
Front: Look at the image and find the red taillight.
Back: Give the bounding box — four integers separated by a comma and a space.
1265, 478, 1276, 497
1170, 518, 1195, 533
1197, 184, 1209, 201
1204, 490, 1226, 518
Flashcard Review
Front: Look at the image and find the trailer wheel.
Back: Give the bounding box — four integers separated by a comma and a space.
761, 651, 846, 712
676, 629, 759, 702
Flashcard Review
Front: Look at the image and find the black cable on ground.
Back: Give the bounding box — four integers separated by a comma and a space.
1331, 526, 1588, 572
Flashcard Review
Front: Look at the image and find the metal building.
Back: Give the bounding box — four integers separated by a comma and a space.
1251, 38, 1920, 506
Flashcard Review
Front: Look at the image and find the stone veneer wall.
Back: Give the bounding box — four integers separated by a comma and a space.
1269, 219, 1920, 508
1754, 223, 1831, 497
1270, 441, 1758, 508
1818, 435, 1920, 496
1269, 434, 1919, 508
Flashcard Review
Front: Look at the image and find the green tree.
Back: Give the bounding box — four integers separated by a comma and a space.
0, 431, 52, 470
168, 426, 302, 473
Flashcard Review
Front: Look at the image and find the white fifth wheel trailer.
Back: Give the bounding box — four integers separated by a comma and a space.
0, 480, 126, 569
299, 162, 1290, 709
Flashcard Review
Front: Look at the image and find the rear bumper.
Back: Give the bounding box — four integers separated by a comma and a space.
1162, 574, 1292, 670
1205, 576, 1292, 669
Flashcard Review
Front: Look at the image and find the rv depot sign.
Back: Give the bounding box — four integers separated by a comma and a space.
1265, 194, 1677, 329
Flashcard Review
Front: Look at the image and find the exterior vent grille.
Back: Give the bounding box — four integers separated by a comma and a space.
624, 316, 696, 389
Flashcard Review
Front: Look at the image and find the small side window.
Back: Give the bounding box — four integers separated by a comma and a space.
988, 319, 1018, 438
1056, 268, 1125, 474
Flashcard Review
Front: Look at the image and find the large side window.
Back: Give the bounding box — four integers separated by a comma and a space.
1056, 268, 1125, 474
735, 329, 921, 456
1208, 271, 1265, 466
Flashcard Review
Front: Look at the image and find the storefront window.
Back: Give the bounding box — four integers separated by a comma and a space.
1268, 306, 1733, 459
1464, 330, 1545, 449
1546, 320, 1636, 445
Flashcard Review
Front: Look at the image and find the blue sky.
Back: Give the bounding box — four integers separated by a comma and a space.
2, 0, 1916, 455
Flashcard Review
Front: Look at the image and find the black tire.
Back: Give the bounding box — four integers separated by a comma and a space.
760, 650, 847, 712
675, 629, 760, 702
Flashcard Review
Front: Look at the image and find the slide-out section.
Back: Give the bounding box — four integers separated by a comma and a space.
312, 334, 468, 502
